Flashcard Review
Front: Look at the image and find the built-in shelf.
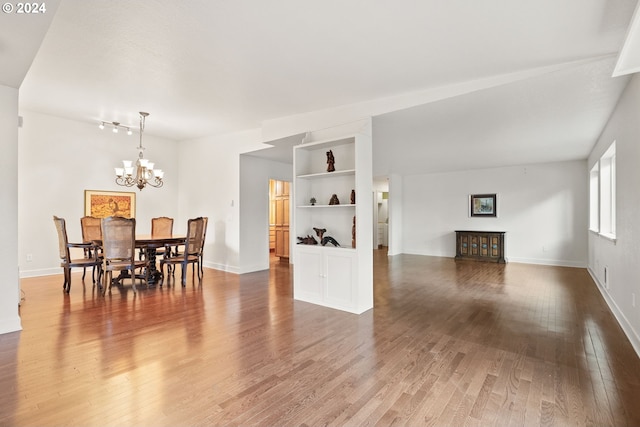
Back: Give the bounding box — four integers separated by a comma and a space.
297, 169, 356, 179
292, 133, 372, 314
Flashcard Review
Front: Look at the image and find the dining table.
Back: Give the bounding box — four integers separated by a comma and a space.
94, 234, 186, 286
134, 234, 186, 284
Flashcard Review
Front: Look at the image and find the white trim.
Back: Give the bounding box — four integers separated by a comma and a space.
19, 267, 60, 278
588, 268, 640, 360
0, 317, 22, 335
505, 257, 586, 268
613, 0, 640, 77
204, 261, 241, 274
598, 232, 617, 244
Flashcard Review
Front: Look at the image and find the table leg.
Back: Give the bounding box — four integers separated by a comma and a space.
145, 247, 163, 285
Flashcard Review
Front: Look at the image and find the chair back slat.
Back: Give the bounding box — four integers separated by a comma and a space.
53, 216, 70, 261
151, 217, 173, 236
201, 217, 208, 248
81, 216, 102, 243
101, 216, 136, 261
185, 217, 204, 257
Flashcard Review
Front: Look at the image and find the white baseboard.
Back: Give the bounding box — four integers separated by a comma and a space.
506, 256, 586, 268
19, 267, 60, 278
0, 316, 22, 334
203, 261, 240, 274
401, 252, 586, 268
588, 267, 640, 360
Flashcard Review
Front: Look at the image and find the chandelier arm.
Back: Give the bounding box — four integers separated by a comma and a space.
115, 177, 136, 187
146, 179, 164, 188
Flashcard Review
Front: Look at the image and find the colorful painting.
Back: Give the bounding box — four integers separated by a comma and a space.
84, 190, 136, 218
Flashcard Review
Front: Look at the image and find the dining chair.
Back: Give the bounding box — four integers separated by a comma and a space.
169, 216, 207, 274
198, 217, 208, 276
80, 215, 103, 282
53, 215, 103, 293
139, 216, 175, 273
101, 216, 149, 295
160, 217, 205, 286
151, 216, 174, 257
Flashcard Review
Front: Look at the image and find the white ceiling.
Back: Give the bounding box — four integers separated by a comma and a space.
3, 0, 639, 175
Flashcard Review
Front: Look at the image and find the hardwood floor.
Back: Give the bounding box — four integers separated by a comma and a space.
1, 251, 639, 426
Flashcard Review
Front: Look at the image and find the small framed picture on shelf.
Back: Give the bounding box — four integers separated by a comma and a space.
470, 193, 497, 217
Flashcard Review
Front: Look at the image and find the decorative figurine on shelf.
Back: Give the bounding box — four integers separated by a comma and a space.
326, 150, 335, 172
314, 227, 340, 247
297, 235, 318, 245
313, 227, 326, 240
350, 189, 355, 204
310, 197, 316, 206
329, 194, 340, 205
322, 236, 340, 247
352, 216, 356, 248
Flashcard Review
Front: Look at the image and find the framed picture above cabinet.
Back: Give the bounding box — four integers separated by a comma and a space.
470, 193, 497, 217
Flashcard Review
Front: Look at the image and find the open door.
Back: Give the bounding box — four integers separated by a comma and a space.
269, 179, 290, 260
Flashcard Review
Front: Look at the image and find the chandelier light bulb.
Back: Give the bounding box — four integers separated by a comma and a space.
127, 127, 132, 135
99, 122, 105, 130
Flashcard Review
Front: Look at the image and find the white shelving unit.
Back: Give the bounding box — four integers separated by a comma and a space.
292, 133, 373, 314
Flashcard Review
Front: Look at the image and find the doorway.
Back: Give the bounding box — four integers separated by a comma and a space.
373, 176, 389, 250
269, 179, 290, 262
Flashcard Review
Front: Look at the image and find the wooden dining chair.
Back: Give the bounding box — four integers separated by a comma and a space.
152, 216, 174, 257
152, 216, 174, 236
80, 215, 103, 282
198, 216, 208, 276
168, 216, 207, 276
53, 216, 103, 293
101, 216, 149, 295
160, 217, 204, 286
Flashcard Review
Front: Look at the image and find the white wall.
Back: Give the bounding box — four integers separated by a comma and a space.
178, 129, 264, 273
0, 85, 22, 334
588, 73, 640, 356
400, 160, 588, 266
239, 155, 292, 273
18, 110, 180, 278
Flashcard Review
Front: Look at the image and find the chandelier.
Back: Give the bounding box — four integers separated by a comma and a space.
112, 112, 164, 190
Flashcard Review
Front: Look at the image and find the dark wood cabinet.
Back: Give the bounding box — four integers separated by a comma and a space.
455, 230, 506, 263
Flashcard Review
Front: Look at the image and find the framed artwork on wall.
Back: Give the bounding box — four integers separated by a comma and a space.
84, 190, 136, 218
470, 193, 497, 217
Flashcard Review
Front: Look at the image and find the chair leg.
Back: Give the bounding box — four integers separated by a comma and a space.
181, 263, 187, 286
160, 261, 169, 287
102, 270, 109, 296
64, 267, 71, 293
95, 265, 103, 290
131, 268, 137, 293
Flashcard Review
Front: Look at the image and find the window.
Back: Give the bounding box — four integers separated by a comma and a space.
589, 163, 599, 232
590, 141, 616, 239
